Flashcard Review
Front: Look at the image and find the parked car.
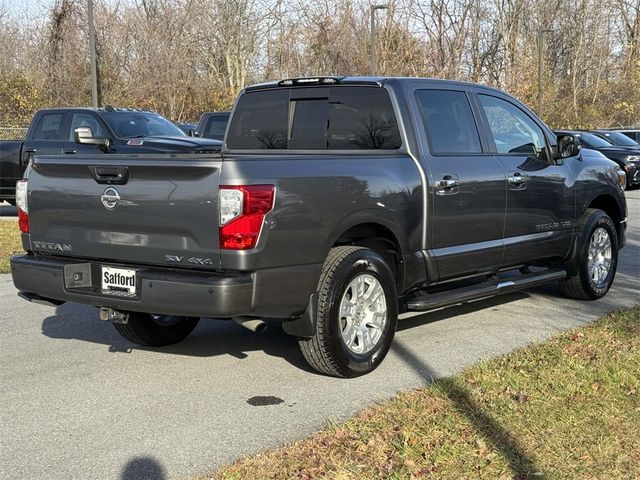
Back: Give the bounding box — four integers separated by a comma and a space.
175, 122, 198, 136
607, 128, 640, 143
196, 111, 230, 141
556, 130, 639, 189
589, 129, 640, 149
11, 77, 627, 377
0, 107, 222, 205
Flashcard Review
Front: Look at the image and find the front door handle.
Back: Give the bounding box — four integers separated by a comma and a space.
24, 147, 37, 154
63, 149, 77, 154
507, 171, 527, 189
435, 174, 460, 195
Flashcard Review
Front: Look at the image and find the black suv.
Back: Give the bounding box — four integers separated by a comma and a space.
557, 130, 639, 189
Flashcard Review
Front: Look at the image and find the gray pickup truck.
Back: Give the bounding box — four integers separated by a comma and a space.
10, 77, 628, 377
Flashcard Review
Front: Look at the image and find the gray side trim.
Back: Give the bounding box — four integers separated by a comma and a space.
503, 231, 555, 245
430, 231, 555, 257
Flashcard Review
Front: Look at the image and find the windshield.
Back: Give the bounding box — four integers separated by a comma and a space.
101, 112, 186, 138
597, 131, 640, 147
578, 132, 613, 148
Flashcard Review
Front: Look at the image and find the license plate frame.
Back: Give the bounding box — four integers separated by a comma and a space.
101, 266, 137, 295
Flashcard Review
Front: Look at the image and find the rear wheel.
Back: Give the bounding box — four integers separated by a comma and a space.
560, 209, 618, 300
113, 312, 200, 347
298, 246, 398, 378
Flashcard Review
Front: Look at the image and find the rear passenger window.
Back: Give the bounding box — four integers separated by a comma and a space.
327, 88, 401, 149
226, 86, 401, 150
479, 94, 548, 161
33, 113, 66, 141
415, 90, 482, 154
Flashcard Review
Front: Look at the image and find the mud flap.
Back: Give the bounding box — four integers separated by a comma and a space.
282, 292, 318, 337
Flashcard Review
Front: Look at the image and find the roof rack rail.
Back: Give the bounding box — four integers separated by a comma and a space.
244, 76, 384, 92
277, 77, 344, 86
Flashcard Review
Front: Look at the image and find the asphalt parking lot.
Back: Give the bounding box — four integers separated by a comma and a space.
1, 190, 638, 480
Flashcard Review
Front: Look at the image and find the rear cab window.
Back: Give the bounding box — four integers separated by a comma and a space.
203, 114, 230, 140
226, 86, 401, 150
32, 113, 68, 141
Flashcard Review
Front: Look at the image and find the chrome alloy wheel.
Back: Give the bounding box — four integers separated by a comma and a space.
338, 273, 388, 354
587, 227, 612, 286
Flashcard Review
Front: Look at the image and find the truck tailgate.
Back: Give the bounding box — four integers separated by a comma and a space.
27, 154, 222, 270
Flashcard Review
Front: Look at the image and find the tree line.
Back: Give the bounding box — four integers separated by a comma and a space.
0, 0, 638, 128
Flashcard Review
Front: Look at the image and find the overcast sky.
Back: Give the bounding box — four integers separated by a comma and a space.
2, 0, 130, 21
3, 0, 52, 20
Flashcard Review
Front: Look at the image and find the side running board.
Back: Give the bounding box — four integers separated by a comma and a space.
405, 269, 566, 312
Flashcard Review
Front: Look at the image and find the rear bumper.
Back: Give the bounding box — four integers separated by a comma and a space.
10, 254, 321, 319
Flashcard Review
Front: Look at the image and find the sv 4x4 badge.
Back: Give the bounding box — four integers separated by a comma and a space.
164, 255, 213, 265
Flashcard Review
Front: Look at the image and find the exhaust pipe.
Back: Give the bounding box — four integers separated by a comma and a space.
99, 307, 129, 324
232, 316, 267, 333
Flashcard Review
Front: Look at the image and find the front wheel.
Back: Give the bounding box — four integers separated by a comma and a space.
113, 312, 200, 347
560, 209, 618, 300
298, 246, 398, 378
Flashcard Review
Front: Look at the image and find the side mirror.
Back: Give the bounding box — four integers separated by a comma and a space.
187, 128, 198, 137
74, 127, 108, 146
555, 134, 581, 159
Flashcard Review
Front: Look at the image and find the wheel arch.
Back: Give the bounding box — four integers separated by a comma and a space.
327, 216, 408, 291
586, 193, 625, 245
565, 195, 625, 276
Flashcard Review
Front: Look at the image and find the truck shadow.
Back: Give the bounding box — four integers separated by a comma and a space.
392, 340, 542, 479
397, 292, 530, 332
40, 291, 541, 374
40, 303, 316, 372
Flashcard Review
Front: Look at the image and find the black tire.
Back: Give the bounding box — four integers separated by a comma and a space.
298, 246, 398, 378
113, 312, 200, 347
560, 209, 618, 300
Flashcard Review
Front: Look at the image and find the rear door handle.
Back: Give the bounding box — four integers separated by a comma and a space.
24, 147, 36, 154
63, 149, 77, 154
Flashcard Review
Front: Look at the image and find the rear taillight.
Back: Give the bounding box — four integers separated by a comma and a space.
15, 180, 29, 233
219, 185, 275, 250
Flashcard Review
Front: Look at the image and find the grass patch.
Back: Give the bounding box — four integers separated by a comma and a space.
211, 307, 640, 479
0, 219, 22, 273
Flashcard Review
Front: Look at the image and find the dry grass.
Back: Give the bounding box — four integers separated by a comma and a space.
0, 219, 22, 273
210, 307, 640, 480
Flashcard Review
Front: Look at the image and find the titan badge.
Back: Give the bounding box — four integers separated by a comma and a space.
32, 241, 72, 253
